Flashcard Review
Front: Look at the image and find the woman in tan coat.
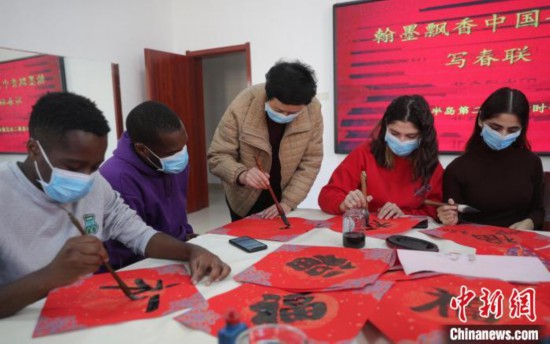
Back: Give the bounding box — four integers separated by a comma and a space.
207, 60, 323, 221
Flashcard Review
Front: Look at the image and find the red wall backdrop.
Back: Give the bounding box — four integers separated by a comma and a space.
334, 0, 550, 154
0, 55, 65, 153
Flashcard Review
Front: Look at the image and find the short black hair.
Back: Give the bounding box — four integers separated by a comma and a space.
29, 92, 110, 148
126, 101, 182, 145
265, 60, 317, 105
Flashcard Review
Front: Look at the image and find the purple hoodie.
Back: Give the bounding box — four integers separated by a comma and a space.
100, 131, 193, 269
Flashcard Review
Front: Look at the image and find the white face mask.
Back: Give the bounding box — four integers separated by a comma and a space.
384, 130, 420, 157
144, 145, 189, 174
34, 140, 94, 203
480, 124, 521, 151
265, 102, 301, 124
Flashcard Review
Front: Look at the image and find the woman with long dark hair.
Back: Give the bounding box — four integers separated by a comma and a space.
319, 95, 443, 219
437, 87, 544, 230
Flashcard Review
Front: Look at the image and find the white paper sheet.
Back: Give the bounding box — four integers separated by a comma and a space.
397, 250, 550, 283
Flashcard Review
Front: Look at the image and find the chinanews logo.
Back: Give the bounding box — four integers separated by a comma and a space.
450, 285, 537, 323
83, 214, 99, 234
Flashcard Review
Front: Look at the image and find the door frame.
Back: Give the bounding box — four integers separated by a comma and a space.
184, 42, 252, 209
111, 63, 123, 138
185, 42, 252, 87
144, 49, 209, 212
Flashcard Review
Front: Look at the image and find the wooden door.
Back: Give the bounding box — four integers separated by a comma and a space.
144, 48, 208, 212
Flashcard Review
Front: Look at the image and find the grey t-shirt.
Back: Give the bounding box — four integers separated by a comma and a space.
0, 161, 158, 286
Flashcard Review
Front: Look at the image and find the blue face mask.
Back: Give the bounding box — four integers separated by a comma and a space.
384, 130, 420, 157
145, 145, 189, 174
265, 102, 301, 124
34, 141, 94, 204
480, 124, 521, 151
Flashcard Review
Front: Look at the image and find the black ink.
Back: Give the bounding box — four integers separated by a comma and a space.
365, 219, 391, 230
135, 278, 150, 290
286, 255, 356, 278
280, 294, 326, 323
411, 288, 456, 317
343, 232, 366, 248
250, 293, 327, 325
472, 234, 517, 245
250, 294, 280, 324
146, 294, 160, 312
99, 278, 180, 313
411, 288, 500, 323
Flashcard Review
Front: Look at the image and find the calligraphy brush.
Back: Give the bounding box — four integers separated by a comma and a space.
254, 156, 291, 229
60, 207, 143, 301
360, 171, 367, 203
423, 199, 480, 214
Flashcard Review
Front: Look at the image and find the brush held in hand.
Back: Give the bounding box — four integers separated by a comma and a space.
253, 156, 291, 229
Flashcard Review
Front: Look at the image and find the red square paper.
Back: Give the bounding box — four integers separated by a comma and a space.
370, 274, 550, 343
422, 225, 550, 270
210, 215, 325, 241
175, 281, 394, 343
322, 214, 423, 239
380, 269, 441, 282
33, 264, 205, 337
233, 244, 394, 292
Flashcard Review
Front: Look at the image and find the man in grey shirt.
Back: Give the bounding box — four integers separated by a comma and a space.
0, 92, 230, 318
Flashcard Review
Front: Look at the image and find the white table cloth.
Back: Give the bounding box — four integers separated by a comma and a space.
0, 209, 507, 344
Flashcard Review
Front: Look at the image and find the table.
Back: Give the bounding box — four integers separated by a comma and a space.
0, 209, 517, 344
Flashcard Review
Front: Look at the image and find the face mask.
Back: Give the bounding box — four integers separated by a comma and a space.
480, 124, 521, 151
265, 102, 301, 124
34, 141, 94, 204
384, 130, 420, 157
144, 145, 189, 174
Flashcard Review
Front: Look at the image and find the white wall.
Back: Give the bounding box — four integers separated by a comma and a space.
172, 0, 550, 209
0, 0, 174, 118
63, 58, 118, 158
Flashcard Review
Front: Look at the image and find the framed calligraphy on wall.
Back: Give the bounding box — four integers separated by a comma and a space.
334, 0, 550, 154
0, 54, 66, 153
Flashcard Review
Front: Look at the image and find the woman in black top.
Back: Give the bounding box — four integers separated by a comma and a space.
438, 87, 544, 230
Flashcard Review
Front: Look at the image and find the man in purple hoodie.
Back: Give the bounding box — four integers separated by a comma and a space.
100, 101, 195, 269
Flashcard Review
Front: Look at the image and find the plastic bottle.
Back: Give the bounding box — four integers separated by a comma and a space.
218, 309, 248, 344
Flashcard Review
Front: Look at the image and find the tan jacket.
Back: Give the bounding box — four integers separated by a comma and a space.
207, 84, 324, 217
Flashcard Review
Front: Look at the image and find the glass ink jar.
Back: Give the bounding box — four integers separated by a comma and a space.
342, 208, 368, 248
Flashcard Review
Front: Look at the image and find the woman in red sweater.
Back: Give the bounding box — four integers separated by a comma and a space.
318, 95, 443, 219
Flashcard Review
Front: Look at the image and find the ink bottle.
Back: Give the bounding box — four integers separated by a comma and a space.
342, 208, 367, 248
218, 309, 248, 344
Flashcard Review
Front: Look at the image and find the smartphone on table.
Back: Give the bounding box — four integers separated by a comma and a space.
229, 236, 268, 253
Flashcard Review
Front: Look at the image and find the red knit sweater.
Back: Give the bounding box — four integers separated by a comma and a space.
318, 142, 443, 218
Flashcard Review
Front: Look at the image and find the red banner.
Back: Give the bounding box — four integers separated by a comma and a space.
33, 265, 204, 337
176, 281, 394, 343
335, 0, 550, 153
233, 245, 394, 292
370, 275, 550, 342
210, 215, 325, 242
0, 54, 65, 153
422, 224, 550, 270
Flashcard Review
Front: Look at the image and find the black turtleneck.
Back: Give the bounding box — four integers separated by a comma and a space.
443, 138, 544, 229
